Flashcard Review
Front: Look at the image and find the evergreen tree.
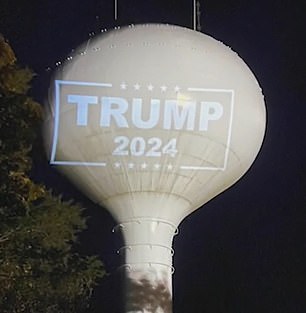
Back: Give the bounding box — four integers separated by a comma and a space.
0, 35, 105, 313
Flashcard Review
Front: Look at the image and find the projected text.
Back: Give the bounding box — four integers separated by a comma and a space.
50, 80, 234, 171
68, 95, 223, 131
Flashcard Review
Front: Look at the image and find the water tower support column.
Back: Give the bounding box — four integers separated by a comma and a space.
115, 218, 178, 313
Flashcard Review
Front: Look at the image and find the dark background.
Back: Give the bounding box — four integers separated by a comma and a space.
1, 1, 306, 312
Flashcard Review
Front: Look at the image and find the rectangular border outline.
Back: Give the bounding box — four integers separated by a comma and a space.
50, 81, 234, 171
179, 87, 235, 171
50, 80, 112, 167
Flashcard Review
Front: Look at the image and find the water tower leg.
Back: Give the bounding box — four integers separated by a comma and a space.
124, 264, 172, 313
116, 218, 177, 313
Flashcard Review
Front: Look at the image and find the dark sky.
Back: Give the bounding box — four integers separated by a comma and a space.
1, 1, 306, 312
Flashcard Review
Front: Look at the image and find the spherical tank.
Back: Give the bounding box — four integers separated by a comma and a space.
44, 24, 266, 313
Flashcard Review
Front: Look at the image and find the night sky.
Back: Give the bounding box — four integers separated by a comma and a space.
1, 1, 306, 312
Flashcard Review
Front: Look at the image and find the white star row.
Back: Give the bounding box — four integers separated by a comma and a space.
113, 162, 174, 170
119, 82, 181, 93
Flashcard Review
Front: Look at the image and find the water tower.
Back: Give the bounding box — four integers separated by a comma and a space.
44, 24, 266, 312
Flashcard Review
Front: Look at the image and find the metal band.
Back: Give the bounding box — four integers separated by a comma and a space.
118, 262, 175, 274
117, 244, 174, 256
112, 218, 179, 235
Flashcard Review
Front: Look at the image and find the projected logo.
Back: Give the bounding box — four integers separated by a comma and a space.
50, 80, 234, 171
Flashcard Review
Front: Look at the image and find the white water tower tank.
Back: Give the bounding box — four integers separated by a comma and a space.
44, 24, 266, 312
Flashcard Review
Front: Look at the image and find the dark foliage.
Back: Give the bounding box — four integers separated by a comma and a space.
0, 35, 105, 313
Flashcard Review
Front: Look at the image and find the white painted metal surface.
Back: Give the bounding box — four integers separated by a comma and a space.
44, 24, 266, 312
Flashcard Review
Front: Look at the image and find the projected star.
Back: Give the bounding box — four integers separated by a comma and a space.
174, 86, 180, 92
160, 85, 167, 92
134, 83, 141, 90
147, 84, 154, 91
167, 164, 173, 170
154, 163, 161, 169
141, 162, 148, 169
114, 162, 121, 168
128, 163, 135, 169
120, 82, 127, 90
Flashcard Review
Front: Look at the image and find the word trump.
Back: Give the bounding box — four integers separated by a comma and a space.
67, 95, 224, 131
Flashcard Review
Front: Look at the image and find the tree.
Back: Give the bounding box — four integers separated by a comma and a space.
0, 35, 105, 313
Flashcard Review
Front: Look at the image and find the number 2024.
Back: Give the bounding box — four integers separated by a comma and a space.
112, 136, 178, 157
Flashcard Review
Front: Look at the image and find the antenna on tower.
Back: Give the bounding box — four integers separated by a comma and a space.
193, 0, 196, 30
193, 0, 202, 31
114, 0, 118, 20
196, 1, 202, 31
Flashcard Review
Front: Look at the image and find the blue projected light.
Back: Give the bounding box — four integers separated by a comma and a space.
50, 80, 234, 171
50, 80, 112, 166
